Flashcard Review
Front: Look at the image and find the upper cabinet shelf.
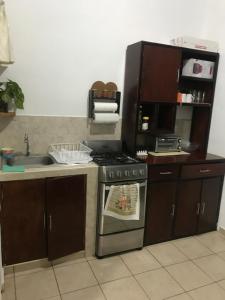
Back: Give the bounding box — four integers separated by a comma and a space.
180, 75, 214, 83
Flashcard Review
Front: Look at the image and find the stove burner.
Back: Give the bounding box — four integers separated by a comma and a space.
92, 152, 140, 166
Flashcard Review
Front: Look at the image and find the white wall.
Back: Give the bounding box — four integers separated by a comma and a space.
201, 1, 225, 229
1, 0, 208, 116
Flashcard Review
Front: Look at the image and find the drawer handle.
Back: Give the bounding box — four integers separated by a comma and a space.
159, 171, 173, 175
199, 169, 211, 173
196, 202, 201, 215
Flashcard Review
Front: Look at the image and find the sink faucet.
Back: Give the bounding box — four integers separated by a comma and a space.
24, 133, 30, 156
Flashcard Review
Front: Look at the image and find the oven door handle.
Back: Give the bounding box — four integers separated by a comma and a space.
104, 181, 147, 191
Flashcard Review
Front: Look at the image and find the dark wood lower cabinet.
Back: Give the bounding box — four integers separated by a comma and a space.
1, 179, 46, 265
144, 181, 176, 245
198, 177, 223, 234
174, 180, 201, 238
1, 175, 87, 265
46, 175, 86, 260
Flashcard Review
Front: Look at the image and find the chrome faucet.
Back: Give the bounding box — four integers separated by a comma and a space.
24, 133, 30, 156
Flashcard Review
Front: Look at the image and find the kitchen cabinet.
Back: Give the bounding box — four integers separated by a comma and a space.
140, 44, 181, 102
122, 41, 219, 156
144, 160, 225, 246
145, 181, 176, 244
46, 175, 86, 260
1, 179, 46, 265
174, 180, 201, 237
144, 165, 179, 245
1, 175, 87, 265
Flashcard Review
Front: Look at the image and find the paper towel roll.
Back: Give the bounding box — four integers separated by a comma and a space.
94, 102, 118, 112
93, 113, 119, 124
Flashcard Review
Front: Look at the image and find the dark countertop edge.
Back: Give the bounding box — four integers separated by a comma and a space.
146, 153, 225, 166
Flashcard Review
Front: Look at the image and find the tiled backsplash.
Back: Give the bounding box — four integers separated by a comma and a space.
0, 116, 121, 154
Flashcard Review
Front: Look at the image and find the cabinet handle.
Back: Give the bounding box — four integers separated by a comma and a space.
196, 203, 201, 215
199, 169, 211, 173
49, 215, 52, 232
160, 171, 173, 175
43, 213, 46, 230
177, 69, 180, 82
201, 202, 206, 215
170, 204, 175, 217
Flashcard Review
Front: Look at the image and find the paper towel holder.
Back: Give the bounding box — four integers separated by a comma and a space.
88, 81, 121, 121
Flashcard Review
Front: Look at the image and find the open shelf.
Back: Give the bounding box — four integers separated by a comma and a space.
180, 76, 214, 83
0, 112, 16, 117
176, 102, 211, 107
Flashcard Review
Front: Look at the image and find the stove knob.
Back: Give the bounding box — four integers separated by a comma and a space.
139, 169, 145, 176
132, 170, 138, 176
108, 171, 114, 179
116, 171, 122, 177
125, 170, 130, 176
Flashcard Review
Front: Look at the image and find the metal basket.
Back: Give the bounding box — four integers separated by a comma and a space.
48, 143, 93, 164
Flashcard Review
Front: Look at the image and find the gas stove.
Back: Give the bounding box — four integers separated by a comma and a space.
84, 140, 147, 182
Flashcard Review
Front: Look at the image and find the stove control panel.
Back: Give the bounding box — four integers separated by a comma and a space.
99, 163, 148, 182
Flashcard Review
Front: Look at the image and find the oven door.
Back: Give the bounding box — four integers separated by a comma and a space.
97, 180, 147, 235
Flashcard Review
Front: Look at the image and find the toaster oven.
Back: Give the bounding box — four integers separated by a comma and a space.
150, 135, 182, 153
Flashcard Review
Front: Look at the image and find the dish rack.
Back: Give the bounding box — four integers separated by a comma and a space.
48, 143, 93, 164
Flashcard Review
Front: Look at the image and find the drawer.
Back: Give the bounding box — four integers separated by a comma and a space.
181, 163, 225, 179
148, 165, 180, 181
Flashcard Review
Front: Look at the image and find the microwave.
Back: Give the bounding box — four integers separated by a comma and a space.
150, 135, 182, 153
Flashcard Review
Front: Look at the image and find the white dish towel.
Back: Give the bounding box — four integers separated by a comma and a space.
0, 1, 12, 64
104, 183, 140, 220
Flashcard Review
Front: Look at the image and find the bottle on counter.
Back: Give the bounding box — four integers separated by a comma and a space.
142, 116, 149, 131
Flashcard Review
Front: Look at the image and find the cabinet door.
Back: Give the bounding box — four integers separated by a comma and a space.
174, 180, 201, 238
144, 181, 176, 245
140, 45, 181, 102
46, 175, 86, 260
198, 177, 222, 234
1, 179, 46, 265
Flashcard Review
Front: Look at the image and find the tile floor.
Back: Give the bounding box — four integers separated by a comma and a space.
2, 231, 225, 300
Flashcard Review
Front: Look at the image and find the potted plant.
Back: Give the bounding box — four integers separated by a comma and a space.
0, 79, 24, 112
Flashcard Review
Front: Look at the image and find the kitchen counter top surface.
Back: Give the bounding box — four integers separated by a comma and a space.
0, 162, 98, 182
147, 152, 225, 165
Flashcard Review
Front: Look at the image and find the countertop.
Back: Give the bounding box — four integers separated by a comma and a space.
147, 152, 225, 165
0, 162, 98, 182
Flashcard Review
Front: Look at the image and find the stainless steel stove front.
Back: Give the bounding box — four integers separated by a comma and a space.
96, 166, 147, 257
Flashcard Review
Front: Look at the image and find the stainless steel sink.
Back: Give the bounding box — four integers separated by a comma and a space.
10, 155, 55, 168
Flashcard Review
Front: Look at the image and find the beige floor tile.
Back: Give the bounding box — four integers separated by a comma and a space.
52, 251, 86, 268
218, 251, 225, 261
101, 276, 149, 300
188, 283, 225, 300
2, 277, 16, 300
54, 261, 97, 294
15, 269, 59, 300
166, 261, 212, 291
172, 237, 212, 259
195, 231, 225, 253
165, 293, 192, 300
135, 268, 183, 300
120, 248, 161, 274
194, 254, 225, 281
14, 259, 52, 277
4, 266, 14, 279
61, 285, 105, 300
147, 242, 188, 266
218, 279, 225, 290
89, 256, 131, 283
